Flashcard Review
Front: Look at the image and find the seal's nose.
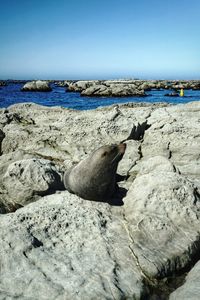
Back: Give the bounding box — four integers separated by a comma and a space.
118, 143, 126, 154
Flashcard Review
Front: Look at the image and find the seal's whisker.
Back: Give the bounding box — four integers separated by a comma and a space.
111, 153, 121, 164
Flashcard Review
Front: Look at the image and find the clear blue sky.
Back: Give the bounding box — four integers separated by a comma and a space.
0, 0, 200, 80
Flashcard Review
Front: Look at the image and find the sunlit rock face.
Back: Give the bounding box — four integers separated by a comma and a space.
0, 101, 200, 299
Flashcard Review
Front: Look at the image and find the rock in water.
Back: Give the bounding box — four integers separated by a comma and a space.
64, 143, 126, 201
21, 80, 52, 92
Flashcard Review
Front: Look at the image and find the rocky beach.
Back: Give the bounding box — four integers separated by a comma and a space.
0, 99, 200, 299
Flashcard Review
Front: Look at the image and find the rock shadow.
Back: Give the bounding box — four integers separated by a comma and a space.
108, 187, 127, 206
121, 121, 151, 142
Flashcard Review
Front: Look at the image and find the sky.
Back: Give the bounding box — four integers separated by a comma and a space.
0, 0, 200, 80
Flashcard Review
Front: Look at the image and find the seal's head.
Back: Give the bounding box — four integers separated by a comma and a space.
89, 143, 126, 171
64, 143, 126, 201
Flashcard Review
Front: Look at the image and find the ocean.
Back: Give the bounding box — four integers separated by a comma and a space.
0, 83, 200, 110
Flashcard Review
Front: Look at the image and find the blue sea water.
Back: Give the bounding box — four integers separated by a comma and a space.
0, 83, 200, 110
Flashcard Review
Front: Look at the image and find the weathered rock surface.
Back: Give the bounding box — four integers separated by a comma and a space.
3, 158, 63, 205
0, 193, 145, 299
0, 81, 7, 87
64, 79, 200, 97
170, 261, 200, 300
124, 158, 200, 278
81, 83, 146, 97
67, 80, 99, 92
21, 80, 52, 92
0, 101, 200, 299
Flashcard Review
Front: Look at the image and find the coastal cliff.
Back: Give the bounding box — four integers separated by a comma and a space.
0, 101, 200, 299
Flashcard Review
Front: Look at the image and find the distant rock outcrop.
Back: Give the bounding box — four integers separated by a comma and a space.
64, 79, 200, 97
21, 80, 52, 92
67, 80, 146, 97
81, 83, 146, 97
67, 80, 99, 92
0, 81, 7, 87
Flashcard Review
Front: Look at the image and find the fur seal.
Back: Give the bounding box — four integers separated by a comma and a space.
64, 143, 126, 201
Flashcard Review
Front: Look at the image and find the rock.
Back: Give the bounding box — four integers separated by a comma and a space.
3, 158, 63, 205
54, 80, 72, 87
139, 82, 152, 91
0, 101, 200, 298
141, 101, 200, 184
21, 80, 52, 92
81, 84, 109, 96
169, 261, 200, 300
124, 157, 200, 278
117, 140, 141, 176
191, 82, 200, 90
0, 192, 145, 299
0, 81, 7, 86
66, 80, 147, 97
0, 128, 5, 154
81, 84, 146, 97
64, 79, 200, 95
1, 102, 152, 162
138, 155, 178, 175
165, 92, 179, 97
67, 80, 99, 92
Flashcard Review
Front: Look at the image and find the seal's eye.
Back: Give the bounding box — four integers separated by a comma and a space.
102, 151, 108, 157
111, 147, 116, 153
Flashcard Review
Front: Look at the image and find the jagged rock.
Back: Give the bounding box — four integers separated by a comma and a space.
55, 80, 72, 87
138, 155, 178, 175
0, 81, 7, 87
21, 80, 52, 92
117, 140, 141, 177
1, 102, 151, 162
3, 158, 63, 205
81, 84, 109, 96
170, 261, 200, 300
0, 101, 200, 298
0, 128, 5, 154
67, 80, 99, 92
64, 79, 200, 95
124, 157, 200, 278
192, 82, 200, 90
81, 84, 146, 97
0, 192, 145, 299
141, 101, 200, 186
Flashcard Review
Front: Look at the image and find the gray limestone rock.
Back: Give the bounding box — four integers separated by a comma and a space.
169, 261, 200, 300
21, 80, 52, 92
3, 158, 63, 205
0, 128, 5, 154
0, 101, 200, 298
67, 80, 99, 92
81, 83, 146, 97
141, 101, 200, 185
124, 157, 200, 278
65, 79, 200, 94
0, 192, 145, 300
0, 81, 7, 87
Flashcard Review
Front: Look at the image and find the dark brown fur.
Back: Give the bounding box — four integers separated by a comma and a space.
64, 143, 126, 201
